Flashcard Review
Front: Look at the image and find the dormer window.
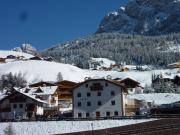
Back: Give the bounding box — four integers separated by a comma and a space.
35, 88, 43, 93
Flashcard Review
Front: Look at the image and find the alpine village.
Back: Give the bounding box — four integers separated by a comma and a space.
0, 0, 180, 135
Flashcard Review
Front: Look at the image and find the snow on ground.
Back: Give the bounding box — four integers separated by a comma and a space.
127, 93, 180, 105
0, 60, 88, 83
0, 119, 155, 135
0, 50, 179, 86
91, 57, 115, 68
87, 68, 180, 87
0, 59, 179, 86
0, 50, 33, 59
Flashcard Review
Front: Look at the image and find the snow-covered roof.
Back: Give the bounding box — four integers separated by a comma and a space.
0, 89, 48, 104
127, 93, 180, 105
0, 92, 7, 100
21, 86, 58, 95
167, 62, 180, 66
16, 89, 48, 104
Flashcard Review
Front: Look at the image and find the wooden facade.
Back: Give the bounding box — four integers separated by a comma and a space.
0, 58, 6, 63
167, 62, 180, 68
118, 78, 140, 88
55, 80, 77, 110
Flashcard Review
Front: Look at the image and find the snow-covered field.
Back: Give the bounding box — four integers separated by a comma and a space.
0, 119, 155, 135
0, 50, 33, 59
127, 93, 180, 105
0, 60, 88, 83
91, 57, 115, 68
0, 50, 179, 86
87, 68, 180, 87
0, 59, 179, 86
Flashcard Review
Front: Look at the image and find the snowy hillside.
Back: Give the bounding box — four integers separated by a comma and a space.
0, 119, 155, 135
89, 57, 115, 69
0, 50, 179, 85
91, 58, 115, 67
87, 68, 180, 87
127, 93, 180, 105
0, 60, 88, 83
0, 50, 33, 59
0, 58, 179, 85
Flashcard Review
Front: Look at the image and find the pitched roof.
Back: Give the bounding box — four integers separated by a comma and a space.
71, 79, 127, 93
55, 80, 77, 86
22, 86, 58, 95
118, 77, 140, 84
29, 81, 57, 87
0, 89, 47, 104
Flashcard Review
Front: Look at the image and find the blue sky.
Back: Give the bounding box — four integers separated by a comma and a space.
0, 0, 128, 50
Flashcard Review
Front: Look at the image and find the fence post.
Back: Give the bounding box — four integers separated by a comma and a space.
91, 122, 94, 135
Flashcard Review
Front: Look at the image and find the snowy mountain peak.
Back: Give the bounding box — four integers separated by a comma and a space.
13, 44, 37, 55
96, 0, 180, 35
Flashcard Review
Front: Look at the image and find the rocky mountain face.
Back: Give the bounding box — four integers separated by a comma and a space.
13, 44, 37, 55
96, 0, 180, 35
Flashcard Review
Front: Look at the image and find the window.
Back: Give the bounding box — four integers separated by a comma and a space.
106, 112, 110, 117
19, 104, 23, 108
77, 102, 81, 107
105, 83, 108, 87
78, 113, 82, 118
114, 111, 118, 116
85, 84, 88, 88
87, 92, 91, 97
97, 101, 102, 106
87, 101, 91, 106
86, 113, 90, 117
97, 92, 101, 96
77, 93, 81, 97
111, 100, 116, 105
13, 104, 17, 109
111, 91, 115, 96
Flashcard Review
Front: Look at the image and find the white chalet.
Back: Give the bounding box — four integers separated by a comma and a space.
72, 79, 127, 118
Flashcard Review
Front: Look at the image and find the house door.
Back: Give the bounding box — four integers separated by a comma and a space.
26, 104, 36, 119
96, 112, 100, 119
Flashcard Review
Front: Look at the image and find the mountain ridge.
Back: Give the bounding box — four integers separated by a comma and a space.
96, 0, 180, 35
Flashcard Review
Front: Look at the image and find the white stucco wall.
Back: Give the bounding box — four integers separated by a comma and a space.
73, 80, 125, 118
